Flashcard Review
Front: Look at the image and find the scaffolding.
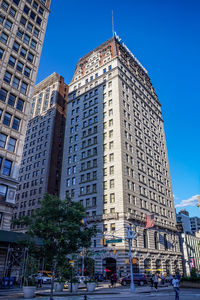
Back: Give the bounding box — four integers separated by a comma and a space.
0, 244, 28, 288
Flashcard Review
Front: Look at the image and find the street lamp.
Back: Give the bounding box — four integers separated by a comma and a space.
126, 226, 135, 293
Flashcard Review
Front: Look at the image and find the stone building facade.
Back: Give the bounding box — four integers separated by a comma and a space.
13, 72, 68, 231
60, 35, 182, 275
0, 0, 51, 230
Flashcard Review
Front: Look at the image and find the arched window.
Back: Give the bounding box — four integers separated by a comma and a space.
144, 259, 151, 274
166, 260, 171, 275
154, 231, 159, 250
143, 229, 148, 248
164, 234, 168, 250
156, 259, 161, 272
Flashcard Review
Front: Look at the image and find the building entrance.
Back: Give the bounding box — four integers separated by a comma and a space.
102, 257, 116, 278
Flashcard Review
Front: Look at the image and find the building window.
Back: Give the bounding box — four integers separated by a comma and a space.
110, 179, 114, 188
33, 28, 39, 37
12, 117, 20, 131
30, 39, 37, 49
20, 16, 27, 26
4, 71, 12, 83
8, 93, 16, 106
0, 31, 8, 44
103, 224, 108, 231
13, 41, 20, 52
0, 184, 7, 201
3, 112, 12, 126
110, 223, 115, 231
13, 0, 20, 5
0, 88, 7, 102
0, 133, 7, 148
110, 193, 115, 203
24, 34, 30, 45
0, 47, 4, 59
27, 52, 34, 63
16, 61, 24, 73
23, 5, 30, 14
9, 6, 16, 16
16, 98, 24, 111
24, 66, 31, 78
2, 159, 12, 176
27, 22, 33, 32
36, 16, 42, 26
1, 1, 9, 10
12, 76, 20, 89
0, 14, 5, 24
20, 82, 28, 94
154, 231, 159, 250
143, 229, 148, 248
8, 56, 16, 67
7, 137, 16, 152
164, 234, 168, 250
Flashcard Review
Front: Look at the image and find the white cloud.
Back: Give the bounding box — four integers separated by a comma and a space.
175, 195, 200, 208
173, 194, 179, 200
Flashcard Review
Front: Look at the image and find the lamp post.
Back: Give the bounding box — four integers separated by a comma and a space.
126, 226, 135, 293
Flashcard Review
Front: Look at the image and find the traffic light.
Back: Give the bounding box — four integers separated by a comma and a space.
113, 249, 116, 255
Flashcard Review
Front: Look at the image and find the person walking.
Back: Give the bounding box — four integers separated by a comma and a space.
172, 275, 180, 300
153, 274, 158, 291
160, 274, 165, 285
109, 273, 114, 288
169, 274, 173, 285
150, 274, 154, 289
112, 273, 117, 287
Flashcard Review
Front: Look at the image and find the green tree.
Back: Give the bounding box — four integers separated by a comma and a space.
14, 194, 96, 299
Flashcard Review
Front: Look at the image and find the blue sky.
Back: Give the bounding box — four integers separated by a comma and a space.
36, 0, 200, 217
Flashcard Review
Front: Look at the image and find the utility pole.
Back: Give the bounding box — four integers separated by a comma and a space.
126, 226, 135, 293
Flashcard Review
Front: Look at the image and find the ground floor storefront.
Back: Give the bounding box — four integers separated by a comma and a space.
93, 248, 183, 277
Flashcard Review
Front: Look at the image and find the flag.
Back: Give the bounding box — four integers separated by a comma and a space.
81, 217, 87, 226
145, 214, 154, 229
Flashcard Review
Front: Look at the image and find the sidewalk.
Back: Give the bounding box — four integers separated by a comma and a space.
0, 284, 173, 299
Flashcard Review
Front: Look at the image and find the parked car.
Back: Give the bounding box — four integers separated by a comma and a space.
119, 273, 148, 286
30, 273, 52, 284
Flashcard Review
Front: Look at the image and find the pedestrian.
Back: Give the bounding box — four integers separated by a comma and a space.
150, 274, 154, 288
109, 273, 114, 288
112, 273, 117, 287
37, 273, 42, 288
153, 273, 158, 291
176, 272, 181, 281
172, 275, 180, 300
160, 274, 165, 285
169, 274, 173, 285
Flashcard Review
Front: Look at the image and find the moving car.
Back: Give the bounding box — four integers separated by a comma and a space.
119, 273, 148, 286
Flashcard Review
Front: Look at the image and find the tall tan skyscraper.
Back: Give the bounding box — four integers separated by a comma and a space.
0, 0, 51, 230
60, 35, 183, 275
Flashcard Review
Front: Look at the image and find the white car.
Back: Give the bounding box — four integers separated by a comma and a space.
35, 274, 52, 284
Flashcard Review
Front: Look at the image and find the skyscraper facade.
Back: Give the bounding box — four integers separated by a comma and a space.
60, 35, 182, 275
0, 0, 51, 230
14, 72, 68, 231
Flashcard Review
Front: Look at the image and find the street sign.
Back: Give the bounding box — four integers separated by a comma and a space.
106, 238, 122, 243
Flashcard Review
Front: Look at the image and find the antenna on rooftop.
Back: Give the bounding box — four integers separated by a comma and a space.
112, 10, 114, 37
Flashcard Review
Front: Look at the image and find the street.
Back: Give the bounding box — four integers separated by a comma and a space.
1, 287, 200, 300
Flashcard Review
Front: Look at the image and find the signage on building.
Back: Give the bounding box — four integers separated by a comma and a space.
106, 238, 122, 243
114, 32, 148, 74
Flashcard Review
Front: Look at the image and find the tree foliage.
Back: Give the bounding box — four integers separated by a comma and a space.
14, 193, 96, 271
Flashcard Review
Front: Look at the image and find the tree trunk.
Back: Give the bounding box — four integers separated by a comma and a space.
49, 261, 56, 300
